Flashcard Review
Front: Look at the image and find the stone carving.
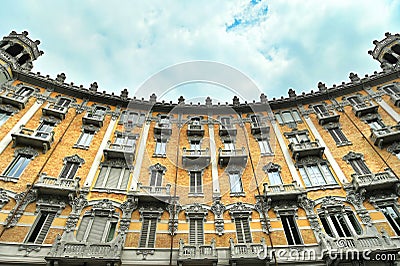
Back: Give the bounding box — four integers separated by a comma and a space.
342, 151, 363, 163
228, 202, 252, 219
167, 203, 181, 235
56, 73, 66, 83
63, 154, 85, 165
120, 88, 128, 100
346, 189, 366, 210
0, 189, 10, 209
89, 82, 98, 93
14, 147, 39, 158
211, 196, 225, 235
6, 189, 37, 228
65, 213, 80, 232
36, 197, 66, 215
262, 162, 281, 173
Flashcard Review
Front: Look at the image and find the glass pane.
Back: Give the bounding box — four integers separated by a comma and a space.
292, 110, 302, 122
268, 171, 282, 185
282, 111, 294, 123
299, 167, 311, 187
229, 173, 243, 193
320, 164, 336, 184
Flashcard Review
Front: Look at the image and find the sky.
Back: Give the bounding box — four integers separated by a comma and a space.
1, 0, 400, 104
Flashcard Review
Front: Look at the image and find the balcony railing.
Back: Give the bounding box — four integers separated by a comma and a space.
135, 183, 172, 203
218, 147, 248, 167
103, 142, 136, 162
288, 140, 325, 161
187, 124, 204, 137
352, 103, 379, 117
389, 93, 400, 107
351, 168, 399, 193
154, 122, 172, 135
82, 112, 105, 127
230, 238, 267, 262
0, 92, 29, 109
11, 126, 54, 153
263, 182, 306, 201
219, 124, 237, 137
46, 238, 122, 265
370, 125, 400, 148
251, 122, 270, 135
42, 103, 69, 120
316, 110, 340, 125
182, 148, 211, 169
33, 173, 80, 197
178, 239, 217, 265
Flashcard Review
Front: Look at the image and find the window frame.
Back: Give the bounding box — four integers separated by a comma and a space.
2, 153, 32, 180
281, 214, 303, 245
189, 171, 203, 195
298, 162, 337, 188
75, 130, 95, 149
319, 210, 362, 238
94, 164, 131, 191
76, 212, 119, 243
234, 217, 252, 244
154, 138, 167, 156
0, 110, 11, 127
229, 171, 244, 195
327, 126, 351, 146
25, 211, 56, 244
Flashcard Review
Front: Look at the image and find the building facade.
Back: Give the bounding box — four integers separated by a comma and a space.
0, 31, 399, 265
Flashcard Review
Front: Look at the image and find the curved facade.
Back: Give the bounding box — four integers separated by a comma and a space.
0, 31, 399, 266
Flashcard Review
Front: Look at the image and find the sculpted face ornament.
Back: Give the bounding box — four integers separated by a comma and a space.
126, 61, 275, 204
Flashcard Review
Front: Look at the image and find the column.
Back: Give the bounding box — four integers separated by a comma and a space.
208, 121, 220, 196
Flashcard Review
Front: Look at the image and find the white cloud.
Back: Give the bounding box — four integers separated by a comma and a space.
1, 0, 399, 102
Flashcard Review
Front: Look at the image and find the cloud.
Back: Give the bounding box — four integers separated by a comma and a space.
0, 0, 399, 102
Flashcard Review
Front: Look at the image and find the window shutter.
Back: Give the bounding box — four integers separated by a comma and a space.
34, 212, 56, 244
235, 219, 244, 243
139, 218, 150, 247
197, 219, 204, 245
95, 166, 108, 187
76, 216, 90, 241
106, 167, 121, 188
243, 219, 252, 243
150, 171, 157, 186
190, 173, 196, 193
120, 169, 130, 189
147, 218, 157, 248
87, 216, 107, 243
155, 171, 162, 186
196, 173, 202, 193
189, 219, 196, 245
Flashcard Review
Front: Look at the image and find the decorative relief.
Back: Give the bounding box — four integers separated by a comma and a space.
5, 189, 37, 228
167, 203, 181, 235
228, 202, 252, 219
63, 154, 85, 165
211, 196, 225, 235
0, 188, 10, 209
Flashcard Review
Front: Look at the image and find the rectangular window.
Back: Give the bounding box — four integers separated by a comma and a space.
250, 115, 261, 127
349, 158, 371, 175
366, 119, 385, 130
268, 171, 282, 185
299, 164, 336, 187
139, 217, 157, 248
59, 161, 79, 179
94, 106, 107, 116
76, 215, 117, 243
150, 170, 163, 187
234, 217, 252, 243
221, 117, 231, 127
36, 122, 54, 138
229, 172, 243, 194
276, 110, 303, 125
155, 139, 167, 155
114, 135, 136, 151
347, 96, 363, 105
189, 171, 202, 194
120, 111, 138, 127
16, 87, 33, 97
281, 215, 302, 245
381, 206, 400, 235
3, 154, 32, 179
224, 141, 235, 151
0, 110, 10, 127
313, 105, 328, 116
56, 98, 71, 107
257, 139, 272, 155
328, 127, 349, 145
95, 166, 130, 190
286, 133, 309, 144
76, 130, 95, 148
26, 211, 56, 244
189, 218, 204, 245
382, 85, 400, 95
319, 211, 361, 238
190, 140, 201, 151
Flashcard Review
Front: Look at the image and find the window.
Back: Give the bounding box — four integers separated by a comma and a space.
120, 111, 138, 127
275, 110, 302, 125
328, 127, 350, 145
189, 171, 202, 194
229, 172, 243, 194
221, 117, 231, 127
189, 218, 204, 245
25, 211, 56, 244
114, 135, 136, 151
95, 165, 130, 190
0, 110, 10, 127
298, 163, 336, 187
56, 97, 71, 108
76, 130, 95, 148
313, 104, 329, 116
286, 132, 309, 144
159, 115, 170, 128
59, 161, 79, 179
349, 158, 371, 175
281, 215, 302, 245
190, 140, 201, 151
257, 138, 272, 155
139, 217, 157, 248
366, 118, 385, 130
36, 122, 54, 138
380, 205, 400, 235
154, 139, 167, 156
2, 154, 32, 179
15, 87, 33, 98
319, 211, 362, 238
93, 106, 107, 116
347, 96, 364, 106
250, 115, 261, 127
76, 214, 118, 243
267, 170, 282, 186
382, 85, 400, 95
234, 217, 252, 243
150, 169, 163, 187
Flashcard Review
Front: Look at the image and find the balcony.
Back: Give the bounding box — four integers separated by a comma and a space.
82, 112, 105, 127
182, 148, 211, 169
33, 173, 79, 197
42, 103, 69, 120
46, 239, 122, 266
0, 92, 29, 109
251, 122, 269, 135
178, 239, 217, 266
103, 142, 136, 162
351, 168, 400, 193
370, 125, 400, 148
229, 238, 268, 265
218, 147, 248, 167
288, 140, 325, 161
11, 126, 54, 153
154, 122, 172, 136
187, 124, 204, 137
219, 125, 237, 137
389, 93, 400, 107
135, 183, 172, 203
263, 182, 306, 201
352, 103, 379, 117
316, 110, 340, 125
